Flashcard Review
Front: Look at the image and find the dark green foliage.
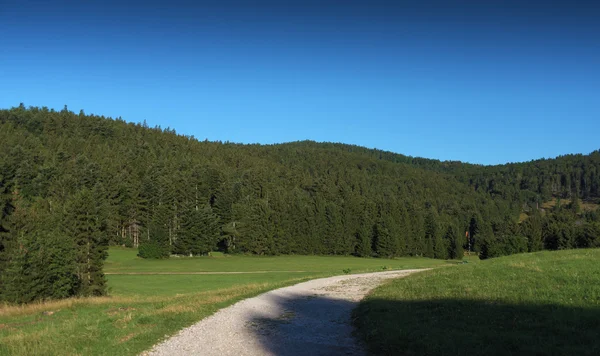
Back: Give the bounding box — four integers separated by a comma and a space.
444, 224, 463, 260
521, 212, 544, 252
138, 242, 169, 259
175, 203, 220, 256
138, 223, 170, 259
3, 230, 78, 303
0, 198, 79, 303
480, 235, 529, 260
373, 218, 396, 258
0, 104, 599, 302
64, 189, 108, 296
570, 195, 582, 214
423, 210, 435, 257
574, 222, 600, 248
238, 199, 276, 255
354, 216, 373, 257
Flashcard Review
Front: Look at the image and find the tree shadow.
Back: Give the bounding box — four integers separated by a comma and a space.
246, 292, 367, 356
246, 289, 600, 356
354, 298, 600, 356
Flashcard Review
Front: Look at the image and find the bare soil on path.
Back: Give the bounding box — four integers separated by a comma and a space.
145, 269, 426, 356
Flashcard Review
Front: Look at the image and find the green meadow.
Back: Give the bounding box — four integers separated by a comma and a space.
0, 248, 446, 356
354, 248, 600, 356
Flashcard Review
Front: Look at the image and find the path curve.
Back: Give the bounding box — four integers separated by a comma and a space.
145, 269, 426, 356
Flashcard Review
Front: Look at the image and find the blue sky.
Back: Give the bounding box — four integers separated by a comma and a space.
1, 0, 599, 165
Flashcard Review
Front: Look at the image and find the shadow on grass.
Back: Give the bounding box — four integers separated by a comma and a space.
354, 298, 600, 356
246, 292, 365, 356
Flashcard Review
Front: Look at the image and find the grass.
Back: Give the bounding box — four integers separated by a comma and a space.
0, 248, 447, 355
354, 248, 600, 356
105, 247, 445, 274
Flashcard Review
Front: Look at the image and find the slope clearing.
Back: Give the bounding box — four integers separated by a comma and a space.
354, 249, 600, 356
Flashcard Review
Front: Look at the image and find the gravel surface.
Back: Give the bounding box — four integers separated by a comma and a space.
145, 269, 425, 356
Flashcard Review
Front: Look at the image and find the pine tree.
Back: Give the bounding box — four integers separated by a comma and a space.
433, 234, 448, 259
176, 202, 220, 256
395, 208, 411, 257
467, 215, 480, 253
2, 198, 78, 303
354, 213, 372, 257
409, 212, 425, 256
444, 224, 463, 260
64, 189, 108, 296
0, 186, 14, 297
239, 199, 275, 254
324, 203, 343, 254
374, 216, 397, 258
522, 212, 543, 252
570, 194, 581, 214
138, 220, 170, 259
424, 210, 437, 258
196, 203, 221, 255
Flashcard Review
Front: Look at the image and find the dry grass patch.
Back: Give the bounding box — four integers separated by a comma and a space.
0, 296, 135, 318
105, 307, 136, 316
153, 283, 270, 315
540, 197, 599, 212
119, 332, 139, 343
508, 262, 543, 272
114, 313, 134, 328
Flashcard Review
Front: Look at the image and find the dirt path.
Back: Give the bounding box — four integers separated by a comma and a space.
145, 269, 426, 356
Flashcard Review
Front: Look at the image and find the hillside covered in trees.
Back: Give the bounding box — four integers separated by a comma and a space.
1, 104, 599, 303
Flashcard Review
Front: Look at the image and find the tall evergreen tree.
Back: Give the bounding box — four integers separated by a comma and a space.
424, 209, 438, 258
522, 211, 544, 252
444, 223, 463, 260
239, 199, 275, 255
373, 216, 397, 258
64, 189, 108, 296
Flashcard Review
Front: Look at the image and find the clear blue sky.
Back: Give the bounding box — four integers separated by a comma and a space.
1, 0, 599, 165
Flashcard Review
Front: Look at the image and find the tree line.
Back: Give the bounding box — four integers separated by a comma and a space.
0, 104, 598, 303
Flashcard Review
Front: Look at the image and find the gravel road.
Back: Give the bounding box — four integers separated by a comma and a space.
145, 269, 425, 356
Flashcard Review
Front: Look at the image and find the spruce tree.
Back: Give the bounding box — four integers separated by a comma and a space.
64, 189, 108, 296
239, 199, 274, 255
570, 194, 581, 214
424, 209, 437, 258
2, 198, 78, 303
138, 221, 170, 259
354, 226, 372, 257
374, 216, 397, 258
522, 212, 543, 252
433, 234, 448, 259
444, 224, 463, 260
196, 203, 221, 255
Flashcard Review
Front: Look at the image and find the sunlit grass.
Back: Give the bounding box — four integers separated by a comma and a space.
104, 247, 447, 274
354, 249, 600, 356
0, 247, 447, 355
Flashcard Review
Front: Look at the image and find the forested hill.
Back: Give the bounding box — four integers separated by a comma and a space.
1, 105, 599, 303
280, 140, 600, 204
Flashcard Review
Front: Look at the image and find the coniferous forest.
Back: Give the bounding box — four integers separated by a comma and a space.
1, 104, 599, 303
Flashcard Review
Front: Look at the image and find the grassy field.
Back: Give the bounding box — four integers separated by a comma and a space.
105, 247, 445, 273
354, 249, 600, 356
0, 248, 447, 355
